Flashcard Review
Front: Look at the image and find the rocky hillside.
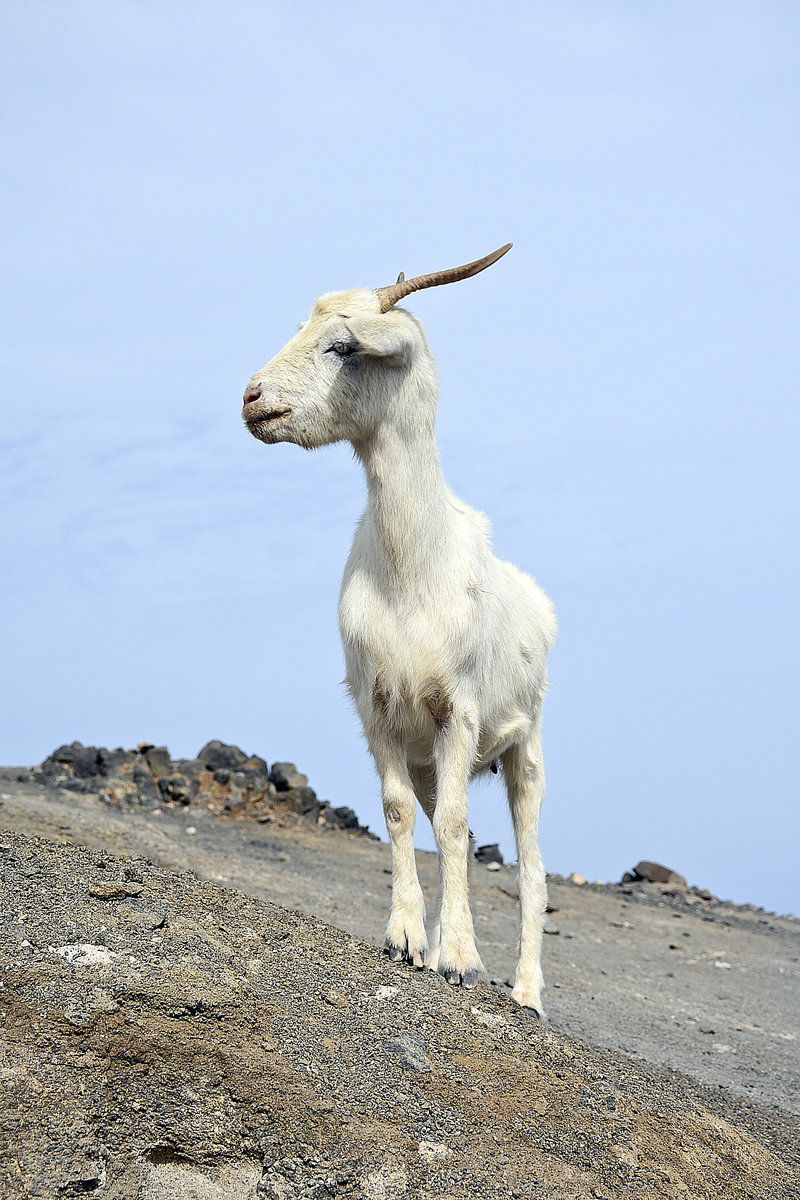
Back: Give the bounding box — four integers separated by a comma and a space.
1, 742, 798, 1198
2, 829, 797, 1200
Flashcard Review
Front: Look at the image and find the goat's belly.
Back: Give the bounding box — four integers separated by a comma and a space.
354, 663, 450, 752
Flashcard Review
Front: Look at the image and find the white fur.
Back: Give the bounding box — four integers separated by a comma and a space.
243, 285, 556, 1015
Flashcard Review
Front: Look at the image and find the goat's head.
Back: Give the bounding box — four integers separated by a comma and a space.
242, 244, 511, 450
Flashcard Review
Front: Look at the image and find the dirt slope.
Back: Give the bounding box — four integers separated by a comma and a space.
0, 748, 798, 1197
1, 829, 798, 1200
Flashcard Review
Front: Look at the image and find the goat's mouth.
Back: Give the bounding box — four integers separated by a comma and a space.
243, 403, 294, 444
243, 405, 292, 425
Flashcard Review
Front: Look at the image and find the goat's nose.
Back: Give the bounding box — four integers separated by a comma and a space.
243, 381, 263, 406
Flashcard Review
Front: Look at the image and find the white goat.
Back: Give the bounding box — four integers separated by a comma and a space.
242, 245, 556, 1017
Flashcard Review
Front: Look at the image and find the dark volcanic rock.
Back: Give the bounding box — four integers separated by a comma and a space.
33, 739, 374, 839
98, 746, 136, 774
144, 745, 171, 779
281, 784, 321, 816
330, 804, 360, 830
132, 761, 161, 809
269, 761, 308, 791
40, 742, 135, 781
197, 740, 249, 772
475, 842, 504, 865
157, 773, 197, 806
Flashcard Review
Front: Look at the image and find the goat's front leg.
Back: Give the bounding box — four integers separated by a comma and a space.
502, 730, 548, 1019
370, 738, 428, 969
429, 709, 485, 987
409, 763, 441, 965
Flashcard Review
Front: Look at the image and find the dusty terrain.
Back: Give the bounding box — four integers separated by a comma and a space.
0, 743, 798, 1198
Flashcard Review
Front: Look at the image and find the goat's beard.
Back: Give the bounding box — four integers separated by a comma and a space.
244, 417, 287, 445
243, 414, 330, 451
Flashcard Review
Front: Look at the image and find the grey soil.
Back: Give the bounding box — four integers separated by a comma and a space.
0, 757, 798, 1198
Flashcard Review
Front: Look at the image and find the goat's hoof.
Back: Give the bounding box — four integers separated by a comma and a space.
438, 964, 480, 988
521, 1004, 548, 1024
384, 939, 427, 970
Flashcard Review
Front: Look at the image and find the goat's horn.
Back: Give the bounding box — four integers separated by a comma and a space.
376, 243, 512, 312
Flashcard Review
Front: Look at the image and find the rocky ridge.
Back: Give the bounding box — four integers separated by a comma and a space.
32, 739, 372, 837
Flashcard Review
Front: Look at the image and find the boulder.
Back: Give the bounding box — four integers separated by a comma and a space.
132, 761, 161, 809
144, 745, 172, 779
632, 860, 688, 889
269, 761, 309, 791
157, 774, 198, 806
330, 804, 360, 830
197, 740, 249, 772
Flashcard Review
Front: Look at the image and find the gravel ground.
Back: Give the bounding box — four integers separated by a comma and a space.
0, 765, 798, 1197
2, 828, 798, 1199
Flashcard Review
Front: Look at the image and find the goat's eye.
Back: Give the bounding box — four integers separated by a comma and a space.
326, 341, 357, 358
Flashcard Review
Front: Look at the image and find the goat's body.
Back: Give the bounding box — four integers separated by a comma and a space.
341, 490, 555, 777
243, 260, 556, 1015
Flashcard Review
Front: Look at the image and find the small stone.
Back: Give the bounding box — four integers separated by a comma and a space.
485, 860, 501, 872
124, 906, 166, 930
418, 1141, 451, 1162
52, 944, 118, 967
88, 882, 128, 899
569, 872, 586, 885
87, 882, 142, 900
384, 1031, 431, 1073
475, 843, 503, 866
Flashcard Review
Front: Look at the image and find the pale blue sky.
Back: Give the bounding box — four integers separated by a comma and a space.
2, 2, 798, 913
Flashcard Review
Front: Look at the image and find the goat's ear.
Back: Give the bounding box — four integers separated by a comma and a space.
344, 316, 414, 362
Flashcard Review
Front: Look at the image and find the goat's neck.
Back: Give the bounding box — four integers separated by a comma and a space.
355, 415, 452, 586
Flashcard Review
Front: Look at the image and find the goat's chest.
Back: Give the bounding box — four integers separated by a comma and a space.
339, 572, 475, 742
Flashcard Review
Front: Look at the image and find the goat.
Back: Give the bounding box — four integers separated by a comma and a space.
242, 245, 557, 1017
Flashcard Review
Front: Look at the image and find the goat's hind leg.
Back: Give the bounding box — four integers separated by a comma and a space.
502, 729, 548, 1019
373, 739, 428, 969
